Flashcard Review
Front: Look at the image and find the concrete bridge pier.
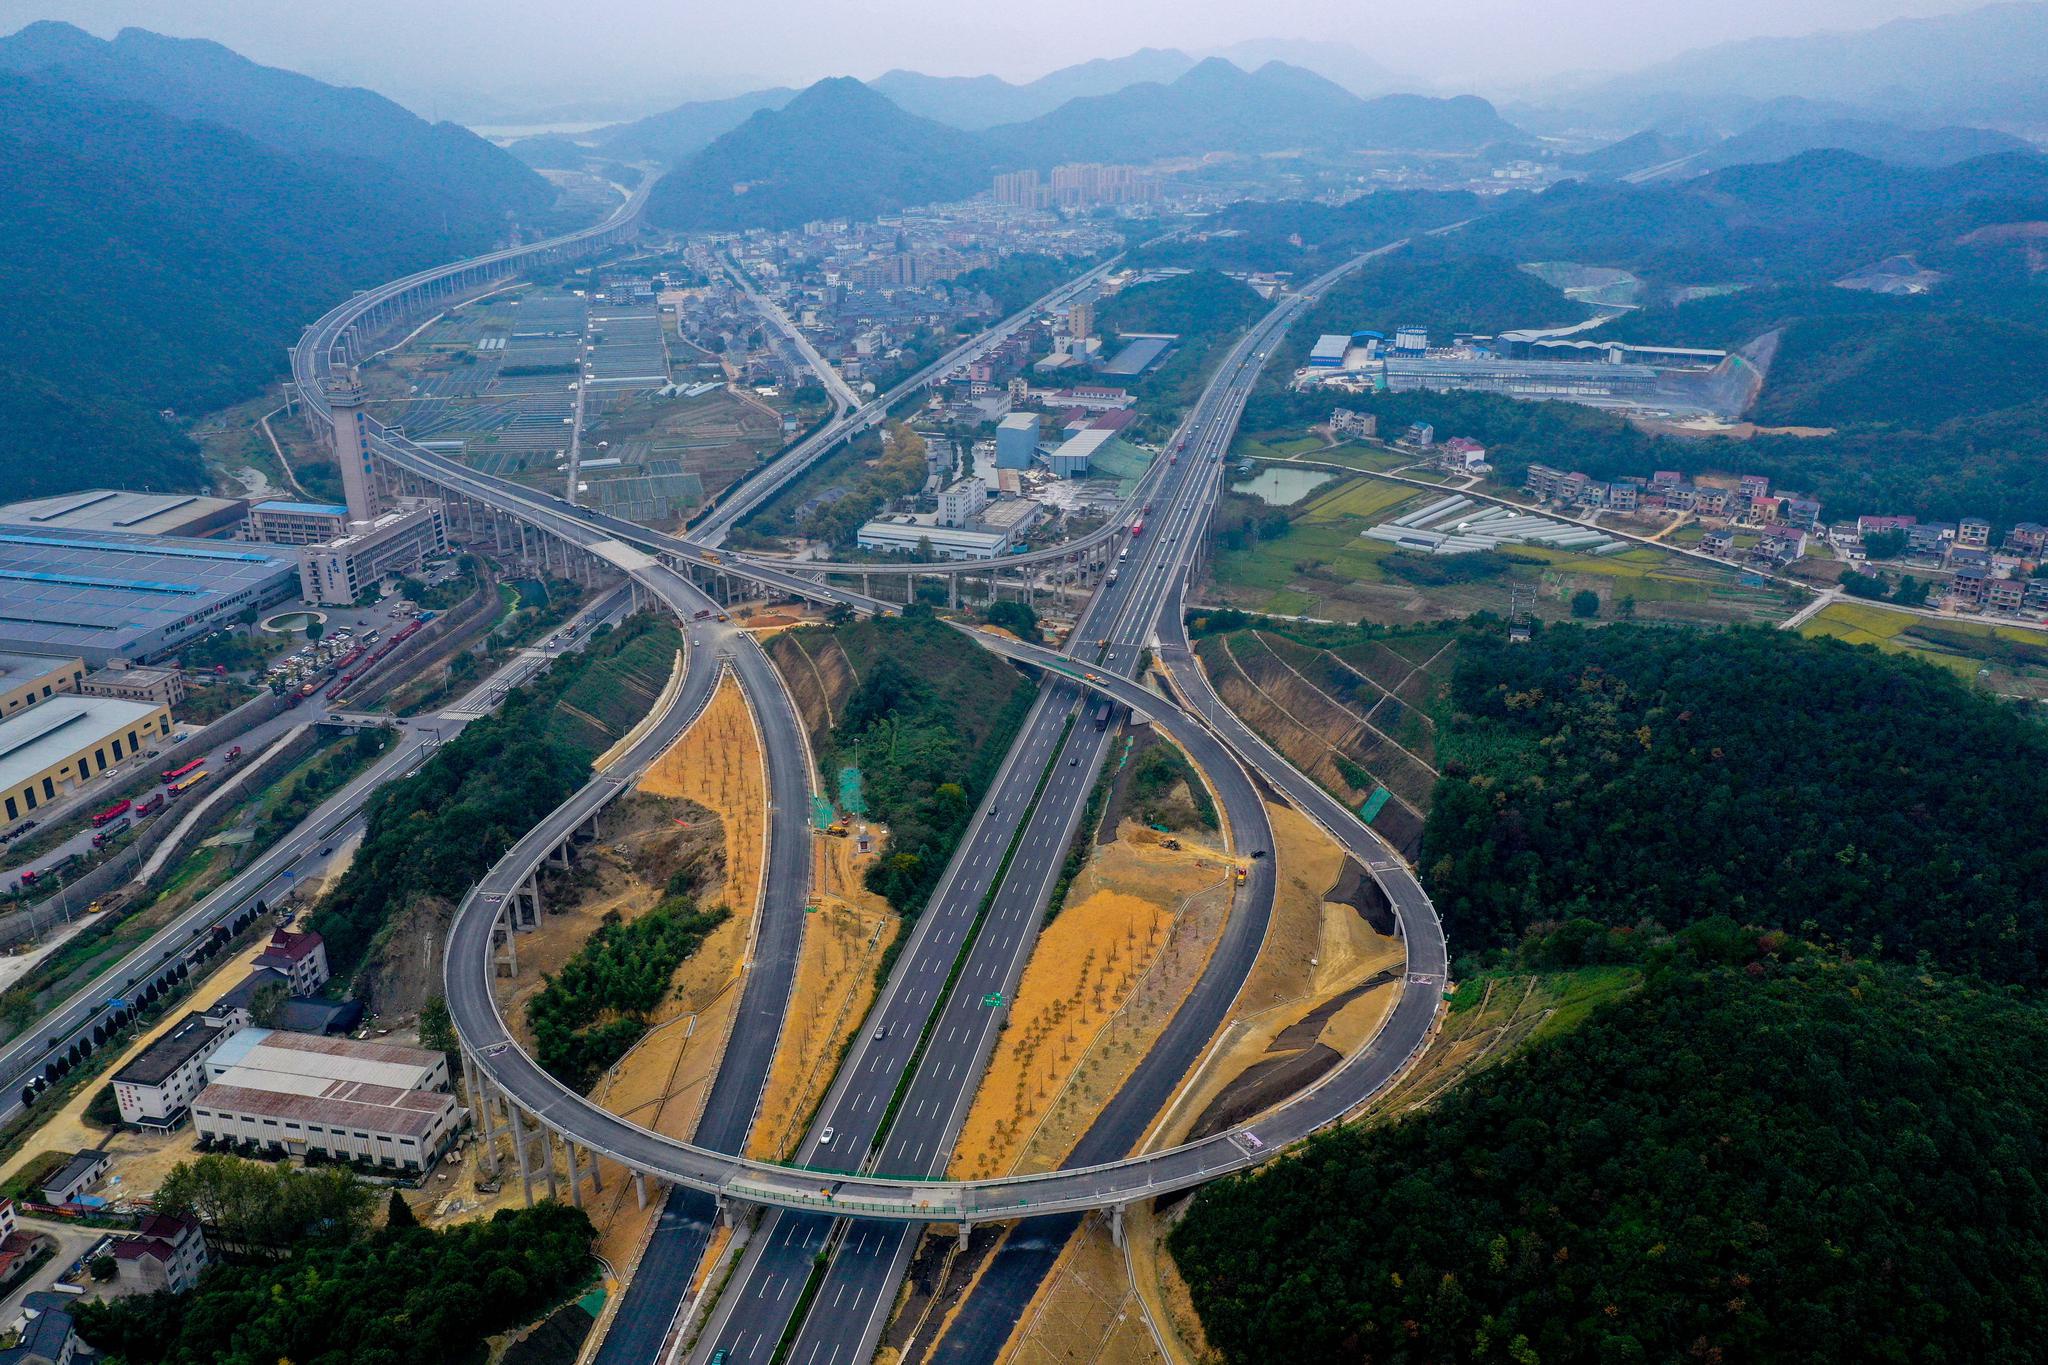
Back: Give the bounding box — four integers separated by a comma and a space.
564, 1142, 586, 1208
492, 908, 518, 977
1108, 1202, 1126, 1249
633, 1171, 651, 1209
512, 1104, 536, 1205
463, 1053, 503, 1179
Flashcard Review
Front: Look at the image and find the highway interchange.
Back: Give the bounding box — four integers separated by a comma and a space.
188, 182, 1443, 1365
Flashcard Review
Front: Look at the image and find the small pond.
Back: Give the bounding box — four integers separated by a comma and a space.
260, 610, 327, 634
1233, 466, 1337, 507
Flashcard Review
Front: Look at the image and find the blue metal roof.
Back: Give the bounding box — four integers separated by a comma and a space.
255, 500, 351, 518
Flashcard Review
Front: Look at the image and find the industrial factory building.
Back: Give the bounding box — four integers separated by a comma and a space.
0, 490, 248, 540
0, 694, 174, 825
0, 527, 299, 666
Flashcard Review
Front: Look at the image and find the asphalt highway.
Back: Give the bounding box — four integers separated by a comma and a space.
691, 289, 1308, 1365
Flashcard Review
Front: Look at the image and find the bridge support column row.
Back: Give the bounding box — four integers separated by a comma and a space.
492, 906, 518, 977
464, 1051, 503, 1180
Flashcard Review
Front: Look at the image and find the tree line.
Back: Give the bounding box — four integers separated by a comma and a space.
78, 1186, 593, 1365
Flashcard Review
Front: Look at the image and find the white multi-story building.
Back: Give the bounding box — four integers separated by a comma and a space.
935, 477, 988, 529
297, 501, 447, 606
112, 1012, 241, 1128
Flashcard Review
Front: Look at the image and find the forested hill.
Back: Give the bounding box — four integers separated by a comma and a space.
1422, 624, 2048, 986
0, 60, 544, 500
0, 23, 550, 222
646, 78, 993, 231
1173, 955, 2048, 1365
1172, 621, 2048, 1364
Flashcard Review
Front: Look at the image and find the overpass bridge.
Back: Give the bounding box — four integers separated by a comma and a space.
283, 186, 1444, 1247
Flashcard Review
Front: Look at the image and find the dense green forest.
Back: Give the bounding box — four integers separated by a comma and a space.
780, 610, 1033, 920
1593, 282, 2048, 426
528, 893, 729, 1091
0, 63, 536, 499
0, 365, 203, 497
1454, 149, 2048, 287
1421, 625, 2048, 986
1172, 951, 2048, 1365
151, 1154, 377, 1255
309, 618, 676, 979
77, 1198, 594, 1365
1750, 311, 2048, 429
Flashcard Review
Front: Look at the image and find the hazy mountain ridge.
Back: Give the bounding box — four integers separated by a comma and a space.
1541, 0, 2048, 131
870, 47, 1197, 129
511, 86, 801, 169
1470, 148, 2048, 286
0, 22, 551, 222
1569, 115, 2035, 182
983, 57, 1522, 164
646, 57, 1522, 230
644, 78, 995, 230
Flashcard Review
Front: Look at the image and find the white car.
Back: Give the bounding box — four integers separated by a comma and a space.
819, 1126, 835, 1145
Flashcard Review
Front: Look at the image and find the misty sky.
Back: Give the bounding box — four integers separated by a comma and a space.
0, 0, 2004, 121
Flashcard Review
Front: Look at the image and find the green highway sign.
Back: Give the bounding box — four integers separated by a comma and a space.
981, 992, 1005, 1008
